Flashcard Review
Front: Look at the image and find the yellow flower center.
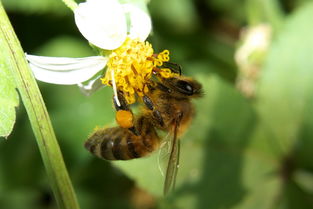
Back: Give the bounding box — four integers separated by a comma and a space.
101, 38, 177, 104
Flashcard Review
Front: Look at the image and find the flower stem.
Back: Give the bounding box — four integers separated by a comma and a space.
61, 0, 78, 10
0, 2, 80, 209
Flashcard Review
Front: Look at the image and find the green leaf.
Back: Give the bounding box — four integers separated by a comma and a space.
256, 2, 313, 156
149, 0, 199, 32
0, 31, 19, 138
205, 0, 245, 23
48, 85, 115, 166
34, 36, 96, 57
294, 170, 313, 194
278, 181, 313, 209
245, 0, 284, 29
2, 0, 69, 15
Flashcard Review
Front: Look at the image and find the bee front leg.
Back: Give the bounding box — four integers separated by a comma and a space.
143, 95, 165, 127
113, 91, 139, 136
161, 62, 182, 75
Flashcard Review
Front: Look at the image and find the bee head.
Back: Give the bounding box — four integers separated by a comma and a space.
160, 76, 203, 98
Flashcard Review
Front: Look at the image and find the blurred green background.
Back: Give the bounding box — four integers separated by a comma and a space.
1, 0, 313, 208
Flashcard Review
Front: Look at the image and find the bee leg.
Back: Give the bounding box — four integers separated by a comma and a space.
113, 91, 129, 111
113, 91, 140, 136
143, 95, 165, 127
153, 110, 165, 127
161, 62, 182, 75
135, 115, 160, 152
142, 95, 154, 111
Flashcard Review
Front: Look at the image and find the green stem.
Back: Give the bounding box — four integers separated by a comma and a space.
245, 0, 285, 30
61, 0, 78, 10
0, 2, 80, 209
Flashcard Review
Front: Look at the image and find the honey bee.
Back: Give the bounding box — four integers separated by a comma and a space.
84, 62, 202, 195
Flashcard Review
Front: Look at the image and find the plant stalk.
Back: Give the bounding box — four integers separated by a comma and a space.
0, 2, 80, 209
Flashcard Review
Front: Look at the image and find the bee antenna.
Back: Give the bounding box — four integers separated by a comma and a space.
197, 89, 205, 97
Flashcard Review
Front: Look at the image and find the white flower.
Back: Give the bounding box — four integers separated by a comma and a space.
74, 0, 127, 50
26, 55, 108, 85
235, 24, 272, 98
235, 24, 271, 67
26, 0, 152, 94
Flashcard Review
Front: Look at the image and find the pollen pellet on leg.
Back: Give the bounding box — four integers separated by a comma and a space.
116, 110, 134, 129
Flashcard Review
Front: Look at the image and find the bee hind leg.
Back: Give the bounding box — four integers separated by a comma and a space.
113, 90, 129, 111
113, 91, 139, 136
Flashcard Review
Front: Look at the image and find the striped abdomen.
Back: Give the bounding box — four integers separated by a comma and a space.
84, 125, 160, 160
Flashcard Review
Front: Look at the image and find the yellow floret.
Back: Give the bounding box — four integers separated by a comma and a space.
101, 38, 177, 104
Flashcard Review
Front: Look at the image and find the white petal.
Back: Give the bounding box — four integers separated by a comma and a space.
123, 4, 152, 41
74, 0, 127, 50
78, 74, 105, 96
26, 54, 108, 85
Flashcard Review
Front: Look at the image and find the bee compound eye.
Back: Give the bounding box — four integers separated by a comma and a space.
176, 80, 194, 95
185, 84, 193, 92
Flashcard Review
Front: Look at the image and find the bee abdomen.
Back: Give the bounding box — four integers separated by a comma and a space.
84, 127, 160, 160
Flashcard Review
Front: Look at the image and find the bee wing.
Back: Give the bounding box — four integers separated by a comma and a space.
163, 115, 182, 196
157, 132, 171, 177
